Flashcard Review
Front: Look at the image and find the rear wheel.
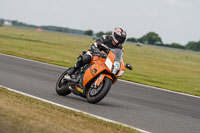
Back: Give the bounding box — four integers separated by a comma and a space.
55, 69, 72, 96
86, 77, 112, 104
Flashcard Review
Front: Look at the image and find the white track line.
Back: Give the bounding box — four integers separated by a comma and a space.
1, 53, 199, 99
0, 85, 151, 133
0, 53, 66, 69
119, 80, 200, 99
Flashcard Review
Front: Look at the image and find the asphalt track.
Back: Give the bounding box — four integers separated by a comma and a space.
0, 53, 200, 133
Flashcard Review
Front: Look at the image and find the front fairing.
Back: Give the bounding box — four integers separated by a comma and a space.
105, 48, 125, 76
110, 48, 123, 62
83, 48, 125, 87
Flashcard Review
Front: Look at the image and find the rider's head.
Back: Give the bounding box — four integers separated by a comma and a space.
112, 27, 127, 45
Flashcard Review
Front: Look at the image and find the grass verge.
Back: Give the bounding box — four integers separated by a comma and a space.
0, 87, 140, 133
0, 26, 200, 96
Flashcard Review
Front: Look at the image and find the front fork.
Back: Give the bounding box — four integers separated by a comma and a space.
88, 74, 112, 97
94, 74, 113, 87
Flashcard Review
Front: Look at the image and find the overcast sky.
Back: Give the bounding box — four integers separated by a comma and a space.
0, 0, 199, 45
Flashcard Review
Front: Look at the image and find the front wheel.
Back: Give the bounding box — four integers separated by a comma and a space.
55, 69, 72, 96
86, 77, 112, 104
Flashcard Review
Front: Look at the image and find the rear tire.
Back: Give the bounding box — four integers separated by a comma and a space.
86, 77, 112, 104
55, 69, 72, 96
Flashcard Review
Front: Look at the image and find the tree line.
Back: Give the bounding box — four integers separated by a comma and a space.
2, 19, 85, 35
1, 18, 199, 51
84, 30, 112, 37
85, 30, 200, 51
126, 32, 200, 51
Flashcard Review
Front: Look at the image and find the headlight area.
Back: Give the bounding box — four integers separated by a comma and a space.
112, 61, 120, 75
117, 70, 125, 77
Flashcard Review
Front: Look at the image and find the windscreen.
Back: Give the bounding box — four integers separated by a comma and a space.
110, 48, 123, 62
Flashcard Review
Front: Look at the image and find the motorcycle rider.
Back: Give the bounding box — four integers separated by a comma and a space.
66, 27, 127, 79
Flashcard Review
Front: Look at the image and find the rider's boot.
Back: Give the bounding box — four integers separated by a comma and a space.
65, 54, 91, 80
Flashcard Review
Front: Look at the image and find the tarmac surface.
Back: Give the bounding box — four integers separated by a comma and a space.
0, 53, 200, 133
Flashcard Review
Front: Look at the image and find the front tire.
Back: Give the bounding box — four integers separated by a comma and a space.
86, 77, 112, 104
55, 69, 72, 96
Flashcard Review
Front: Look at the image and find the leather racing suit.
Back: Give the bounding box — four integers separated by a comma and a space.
67, 35, 123, 76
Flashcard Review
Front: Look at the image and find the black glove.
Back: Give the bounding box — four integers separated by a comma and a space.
93, 49, 101, 56
100, 54, 107, 59
98, 43, 110, 54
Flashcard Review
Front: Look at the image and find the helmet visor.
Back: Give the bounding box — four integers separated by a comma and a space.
114, 32, 126, 44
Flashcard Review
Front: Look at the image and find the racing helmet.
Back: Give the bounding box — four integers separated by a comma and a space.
112, 27, 127, 44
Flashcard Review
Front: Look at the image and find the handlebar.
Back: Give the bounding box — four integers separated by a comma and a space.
93, 52, 107, 59
99, 43, 110, 54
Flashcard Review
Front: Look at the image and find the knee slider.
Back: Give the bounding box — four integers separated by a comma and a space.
83, 54, 91, 64
77, 55, 83, 64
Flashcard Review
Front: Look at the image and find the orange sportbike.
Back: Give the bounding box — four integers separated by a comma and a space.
55, 48, 132, 104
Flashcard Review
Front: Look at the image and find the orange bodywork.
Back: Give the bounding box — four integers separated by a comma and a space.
119, 61, 126, 73
83, 51, 126, 87
83, 51, 116, 87
95, 74, 112, 86
83, 56, 108, 87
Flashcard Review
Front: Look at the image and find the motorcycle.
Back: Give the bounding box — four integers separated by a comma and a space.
55, 46, 132, 104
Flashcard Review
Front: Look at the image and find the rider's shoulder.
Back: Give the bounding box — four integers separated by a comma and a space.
102, 35, 113, 43
99, 35, 111, 41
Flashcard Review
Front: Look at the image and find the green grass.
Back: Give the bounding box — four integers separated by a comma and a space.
0, 26, 200, 96
0, 87, 140, 133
